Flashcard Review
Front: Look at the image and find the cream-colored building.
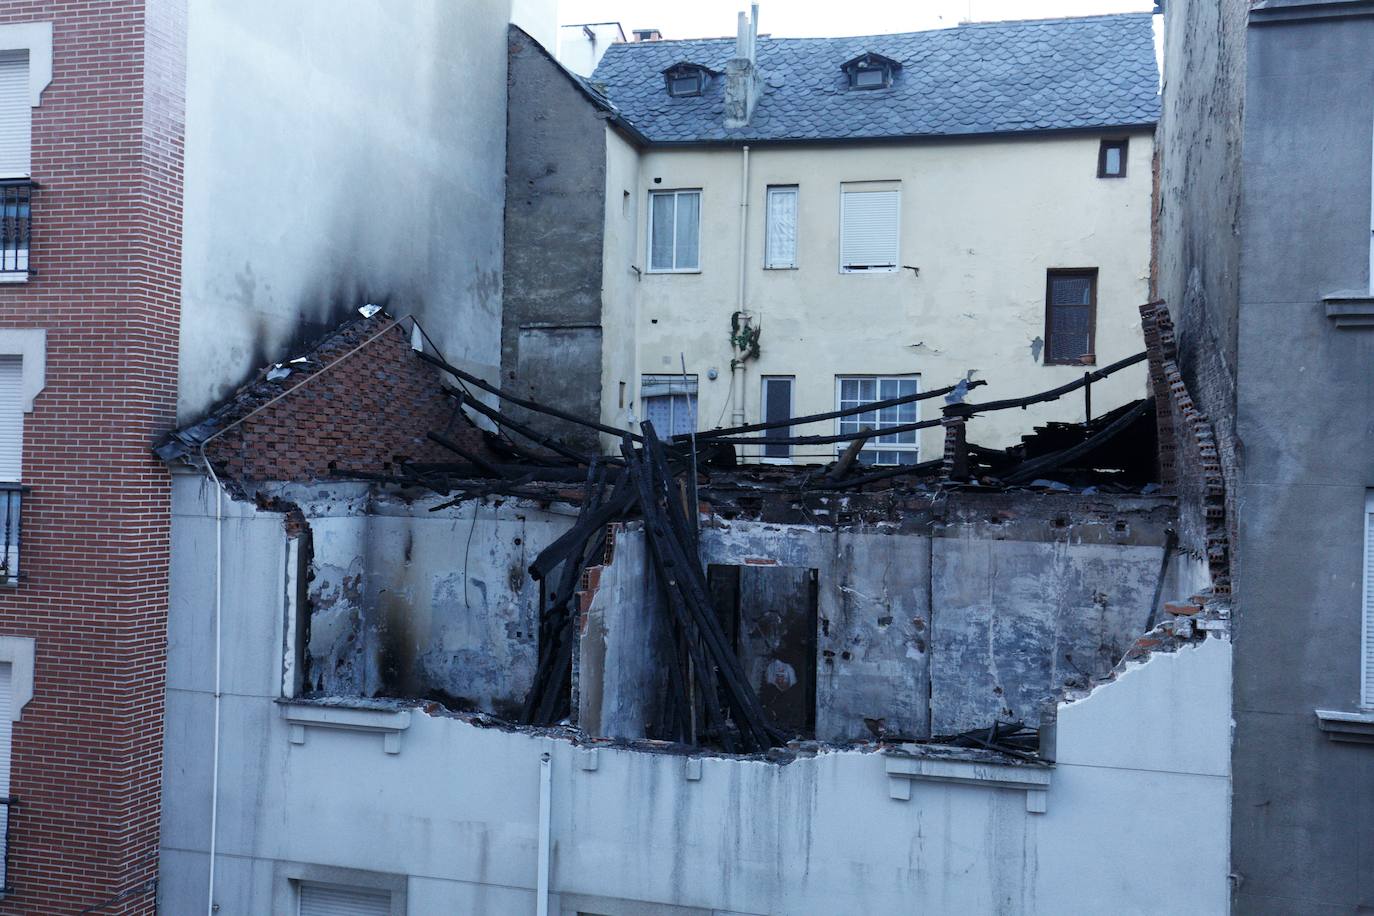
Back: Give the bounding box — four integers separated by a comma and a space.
587, 11, 1160, 464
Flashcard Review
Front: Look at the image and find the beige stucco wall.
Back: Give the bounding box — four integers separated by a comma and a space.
613, 131, 1153, 460
600, 126, 643, 451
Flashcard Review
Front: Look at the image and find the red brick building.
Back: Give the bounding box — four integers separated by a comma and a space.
0, 1, 185, 911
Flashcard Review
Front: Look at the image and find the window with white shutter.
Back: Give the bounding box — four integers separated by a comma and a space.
0, 51, 29, 179
764, 186, 798, 269
648, 190, 701, 273
1363, 492, 1374, 708
1044, 269, 1098, 365
839, 184, 899, 272
298, 883, 391, 916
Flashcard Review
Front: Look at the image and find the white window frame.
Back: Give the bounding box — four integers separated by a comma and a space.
647, 189, 702, 274
760, 375, 795, 463
839, 182, 901, 274
639, 374, 698, 436
835, 375, 920, 465
764, 185, 798, 270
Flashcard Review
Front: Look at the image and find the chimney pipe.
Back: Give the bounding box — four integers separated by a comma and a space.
724, 5, 762, 128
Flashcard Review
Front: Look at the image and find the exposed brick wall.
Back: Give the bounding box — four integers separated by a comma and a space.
1140, 300, 1230, 593
198, 316, 491, 485
0, 1, 185, 912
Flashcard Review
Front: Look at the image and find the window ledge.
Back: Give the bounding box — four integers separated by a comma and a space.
1323, 292, 1374, 328
280, 701, 412, 754
1315, 708, 1374, 743
884, 745, 1052, 813
0, 274, 28, 285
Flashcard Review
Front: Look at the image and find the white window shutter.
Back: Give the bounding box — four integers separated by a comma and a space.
0, 357, 22, 482
765, 187, 797, 268
1363, 494, 1374, 707
0, 52, 30, 178
298, 883, 391, 916
840, 188, 899, 270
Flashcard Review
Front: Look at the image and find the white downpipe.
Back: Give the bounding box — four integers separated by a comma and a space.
536, 751, 552, 916
731, 144, 751, 428
202, 452, 224, 915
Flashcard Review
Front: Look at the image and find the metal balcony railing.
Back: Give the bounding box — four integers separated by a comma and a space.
0, 795, 16, 894
0, 180, 32, 276
0, 484, 23, 584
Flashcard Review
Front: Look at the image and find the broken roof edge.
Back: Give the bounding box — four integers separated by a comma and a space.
508, 23, 652, 148
154, 308, 413, 466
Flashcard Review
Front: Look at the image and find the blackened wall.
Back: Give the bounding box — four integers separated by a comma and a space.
1155, 0, 1247, 564
502, 26, 609, 450
1229, 4, 1374, 912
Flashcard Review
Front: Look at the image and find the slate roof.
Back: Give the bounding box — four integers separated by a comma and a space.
590, 13, 1160, 144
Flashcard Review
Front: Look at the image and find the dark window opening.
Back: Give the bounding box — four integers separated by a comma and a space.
708, 564, 819, 739
841, 52, 900, 91
1044, 269, 1098, 365
761, 376, 794, 460
663, 63, 712, 98
1098, 139, 1128, 178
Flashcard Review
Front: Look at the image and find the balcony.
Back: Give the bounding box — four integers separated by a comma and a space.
0, 484, 22, 584
0, 180, 31, 281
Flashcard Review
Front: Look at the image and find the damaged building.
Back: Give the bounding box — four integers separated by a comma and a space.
155, 294, 1232, 912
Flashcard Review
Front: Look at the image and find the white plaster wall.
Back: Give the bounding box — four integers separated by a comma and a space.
600, 126, 644, 449
622, 133, 1153, 455
177, 0, 525, 422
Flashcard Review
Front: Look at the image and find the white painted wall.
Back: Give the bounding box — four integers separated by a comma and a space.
178, 0, 535, 423
557, 22, 625, 77
600, 126, 643, 448
613, 133, 1153, 456
162, 474, 1230, 915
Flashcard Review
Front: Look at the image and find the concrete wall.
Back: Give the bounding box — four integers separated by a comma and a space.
178, 0, 523, 422
291, 484, 577, 720
503, 26, 610, 450
600, 127, 644, 447
581, 514, 1174, 744
624, 133, 1154, 456
161, 472, 1233, 916
1226, 4, 1374, 912
1155, 0, 1247, 558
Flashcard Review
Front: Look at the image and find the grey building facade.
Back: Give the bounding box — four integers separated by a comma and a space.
1158, 0, 1374, 911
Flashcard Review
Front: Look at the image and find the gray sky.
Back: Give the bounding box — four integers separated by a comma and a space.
559, 0, 1156, 39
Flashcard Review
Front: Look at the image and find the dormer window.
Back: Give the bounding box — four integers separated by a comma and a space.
663, 63, 714, 98
841, 52, 900, 91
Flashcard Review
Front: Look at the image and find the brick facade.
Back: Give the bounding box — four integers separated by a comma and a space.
0, 1, 185, 911
185, 315, 488, 485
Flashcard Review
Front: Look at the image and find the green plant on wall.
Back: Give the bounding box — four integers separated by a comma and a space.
730, 311, 761, 363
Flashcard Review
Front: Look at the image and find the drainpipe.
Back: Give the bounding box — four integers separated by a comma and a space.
201, 450, 224, 915
731, 144, 752, 428
536, 751, 552, 916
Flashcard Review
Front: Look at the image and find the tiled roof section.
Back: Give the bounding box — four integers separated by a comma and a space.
590, 14, 1160, 144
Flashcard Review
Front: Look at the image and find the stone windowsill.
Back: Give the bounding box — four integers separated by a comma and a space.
1315, 708, 1374, 744
279, 700, 412, 754
0, 273, 28, 284
1324, 292, 1374, 328
884, 745, 1053, 813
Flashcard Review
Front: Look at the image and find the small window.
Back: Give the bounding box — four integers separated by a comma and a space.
764, 186, 798, 269
648, 190, 701, 273
663, 63, 712, 98
1044, 269, 1098, 365
1098, 139, 1128, 178
298, 882, 391, 916
641, 374, 697, 436
840, 52, 900, 91
0, 51, 32, 179
761, 376, 794, 460
840, 184, 900, 273
835, 375, 919, 465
